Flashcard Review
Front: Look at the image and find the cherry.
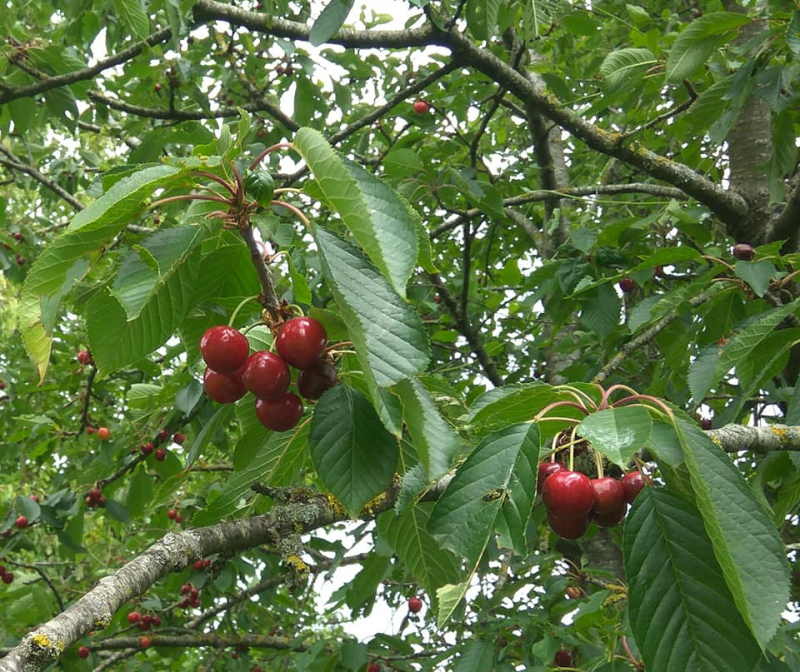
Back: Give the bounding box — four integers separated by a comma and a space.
232, 652, 239, 660
203, 558, 211, 568
590, 477, 625, 514
16, 255, 25, 265
180, 583, 192, 595
154, 83, 162, 92
86, 426, 95, 435
30, 494, 39, 503
77, 350, 93, 365
275, 317, 327, 370
537, 461, 564, 491
141, 442, 154, 455
619, 277, 637, 293
413, 100, 429, 114
367, 663, 381, 672
12, 232, 23, 241
553, 648, 574, 667
157, 428, 170, 442
154, 448, 167, 461
654, 265, 664, 277
97, 496, 106, 507
297, 360, 337, 400
139, 636, 151, 649
78, 646, 90, 659
542, 470, 595, 517
173, 432, 185, 444
128, 611, 141, 624
200, 326, 249, 374
192, 560, 205, 571
174, 513, 183, 523
241, 351, 291, 400
89, 488, 102, 501
97, 427, 111, 440
547, 512, 589, 539
700, 418, 712, 430
566, 586, 581, 599
255, 393, 303, 432
15, 516, 27, 529
409, 596, 423, 613
203, 367, 247, 404
167, 509, 178, 520
2, 572, 14, 584
592, 501, 627, 528
732, 243, 755, 261
152, 615, 162, 627
621, 471, 646, 504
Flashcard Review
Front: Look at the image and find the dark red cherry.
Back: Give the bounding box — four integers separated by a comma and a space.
592, 501, 627, 528
199, 326, 249, 374
297, 360, 337, 400
732, 243, 755, 261
78, 646, 90, 659
546, 512, 589, 540
542, 470, 595, 517
553, 648, 574, 667
619, 277, 637, 293
591, 477, 625, 514
408, 596, 423, 613
255, 393, 303, 432
621, 471, 646, 504
241, 351, 291, 400
203, 367, 246, 404
275, 317, 327, 370
537, 461, 564, 491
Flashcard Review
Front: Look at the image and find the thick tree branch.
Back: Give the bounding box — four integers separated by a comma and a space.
0, 148, 84, 211
769, 175, 800, 247
93, 633, 308, 652
710, 424, 800, 455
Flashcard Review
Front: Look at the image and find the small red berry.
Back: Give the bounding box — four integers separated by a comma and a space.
590, 477, 625, 515
141, 442, 154, 455
167, 509, 177, 520
732, 243, 755, 261
97, 496, 106, 507
592, 501, 627, 528
542, 471, 595, 518
241, 350, 291, 400
77, 350, 93, 365
537, 461, 564, 492
367, 664, 380, 672
157, 428, 170, 442
202, 558, 211, 568
553, 648, 574, 667
191, 596, 201, 607
86, 426, 95, 435
97, 427, 111, 440
180, 584, 192, 595
190, 587, 200, 599
619, 277, 637, 293
297, 360, 337, 400
88, 488, 102, 501
408, 596, 423, 613
154, 83, 162, 92
30, 495, 39, 503
2, 572, 14, 584
15, 255, 25, 265
15, 516, 27, 529
275, 317, 327, 370
232, 652, 239, 660
255, 393, 303, 432
200, 326, 250, 374
621, 471, 646, 504
154, 448, 167, 461
78, 646, 90, 659
413, 100, 429, 114
203, 367, 247, 404
173, 432, 185, 444
192, 560, 205, 571
139, 636, 151, 649
174, 513, 183, 523
152, 616, 162, 627
12, 232, 23, 241
700, 418, 712, 430
128, 611, 141, 624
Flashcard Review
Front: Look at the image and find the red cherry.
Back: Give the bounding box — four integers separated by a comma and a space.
97, 496, 106, 507
12, 232, 23, 241
297, 360, 337, 400
255, 393, 303, 432
732, 243, 755, 261
190, 587, 200, 599
367, 665, 380, 672
152, 616, 162, 627
180, 583, 192, 595
192, 560, 205, 571
154, 448, 167, 461
413, 100, 429, 114
553, 648, 574, 667
127, 611, 141, 624
167, 509, 177, 520
200, 326, 250, 374
86, 426, 95, 434
621, 471, 646, 504
77, 350, 93, 365
232, 652, 239, 660
202, 558, 211, 568
138, 619, 150, 631
547, 512, 590, 539
16, 255, 25, 265
203, 367, 247, 404
654, 265, 664, 277
191, 596, 201, 607
141, 442, 154, 455
542, 471, 595, 517
139, 636, 151, 649
590, 477, 625, 514
592, 501, 627, 528
700, 418, 712, 430
2, 572, 14, 584
157, 428, 170, 442
78, 646, 90, 659
97, 427, 111, 440
84, 495, 94, 507
174, 513, 183, 523
537, 461, 564, 491
173, 433, 185, 444
15, 516, 27, 529
88, 488, 102, 501
241, 351, 291, 400
30, 495, 39, 503
619, 277, 637, 293
154, 83, 162, 92
408, 596, 423, 613
275, 317, 327, 370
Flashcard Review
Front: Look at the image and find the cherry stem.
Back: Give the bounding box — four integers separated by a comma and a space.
249, 142, 295, 172
150, 193, 231, 208
549, 434, 559, 463
228, 295, 261, 327
236, 218, 281, 320
231, 163, 245, 208
271, 199, 310, 227
191, 171, 236, 197
594, 449, 604, 479
780, 269, 800, 286
273, 187, 304, 196
612, 394, 673, 419
700, 254, 735, 273
554, 384, 599, 411
599, 384, 640, 409
568, 427, 577, 472
536, 416, 582, 426
534, 400, 591, 422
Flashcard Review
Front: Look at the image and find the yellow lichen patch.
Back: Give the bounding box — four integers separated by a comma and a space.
31, 633, 64, 655
772, 427, 788, 443
285, 554, 309, 576
325, 494, 348, 518
359, 492, 387, 518
709, 434, 723, 447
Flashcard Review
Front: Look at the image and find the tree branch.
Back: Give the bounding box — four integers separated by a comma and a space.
0, 148, 84, 211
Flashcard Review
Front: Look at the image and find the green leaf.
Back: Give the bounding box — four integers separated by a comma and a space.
309, 385, 399, 516
665, 13, 751, 83
454, 640, 495, 672
623, 488, 761, 672
128, 466, 154, 518
294, 128, 418, 298
788, 11, 800, 56
194, 423, 309, 526
734, 260, 780, 298
186, 404, 235, 469
674, 415, 791, 648
436, 580, 470, 628
577, 407, 652, 468
631, 246, 701, 271
20, 164, 184, 381
309, 0, 355, 46
579, 284, 621, 339
598, 48, 656, 91
428, 423, 539, 565
287, 254, 312, 305
377, 503, 462, 611
117, 0, 151, 39
393, 377, 461, 480
465, 0, 500, 41
88, 249, 200, 375
313, 226, 430, 388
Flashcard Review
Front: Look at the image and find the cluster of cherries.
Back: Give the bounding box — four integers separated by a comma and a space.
200, 316, 337, 432
136, 428, 184, 461
84, 487, 106, 509
127, 610, 162, 630
0, 563, 14, 585
538, 462, 646, 539
178, 580, 204, 609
